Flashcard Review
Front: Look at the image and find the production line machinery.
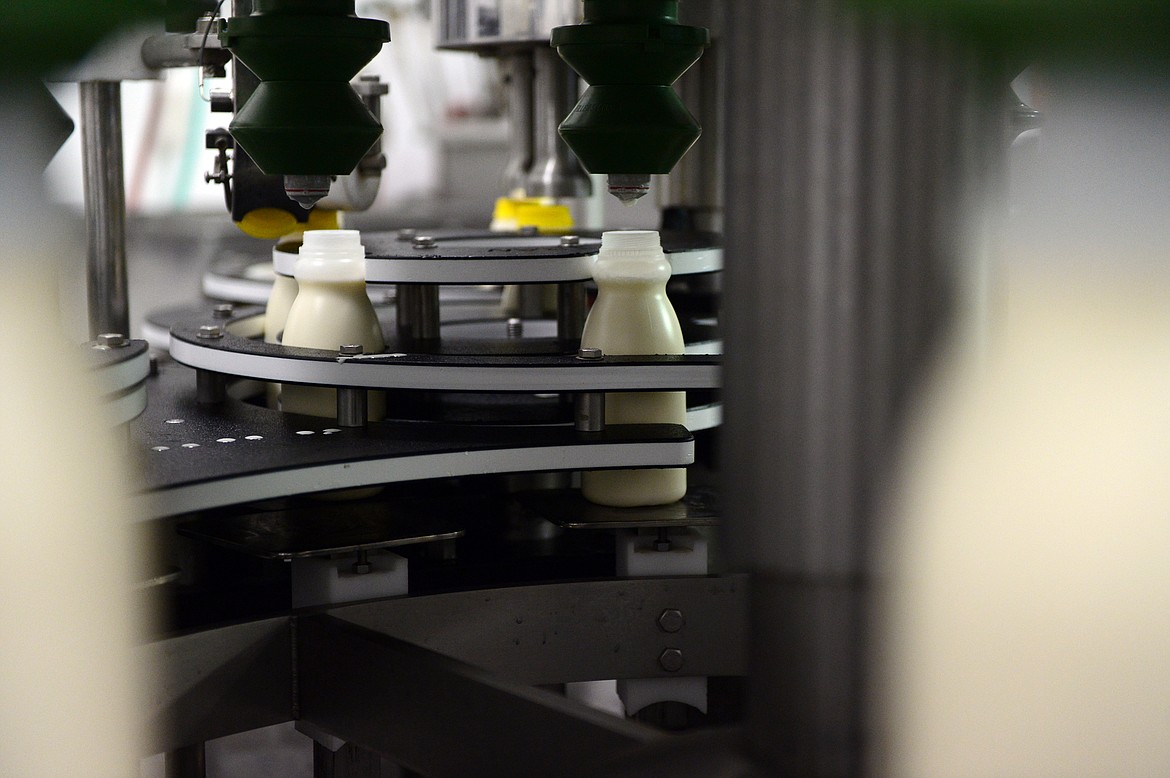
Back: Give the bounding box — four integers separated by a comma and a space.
114, 1, 744, 775
6, 0, 1168, 776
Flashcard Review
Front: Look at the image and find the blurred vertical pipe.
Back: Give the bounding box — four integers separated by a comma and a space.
80, 80, 130, 339
721, 1, 985, 773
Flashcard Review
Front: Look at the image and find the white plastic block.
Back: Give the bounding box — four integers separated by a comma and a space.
291, 550, 408, 609
616, 528, 708, 577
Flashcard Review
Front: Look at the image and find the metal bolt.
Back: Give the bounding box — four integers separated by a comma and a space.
396, 228, 417, 241
339, 344, 364, 356
212, 303, 234, 319
657, 609, 685, 633
658, 648, 684, 673
197, 325, 224, 340
506, 318, 523, 338
519, 225, 539, 237
576, 347, 603, 361
559, 234, 581, 247
351, 550, 372, 575
412, 235, 437, 249
96, 333, 128, 348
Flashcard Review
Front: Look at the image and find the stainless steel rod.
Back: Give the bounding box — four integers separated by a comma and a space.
396, 284, 440, 342
556, 281, 586, 344
80, 81, 130, 340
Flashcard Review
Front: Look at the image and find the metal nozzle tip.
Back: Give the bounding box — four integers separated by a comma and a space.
284, 175, 332, 210
607, 173, 651, 204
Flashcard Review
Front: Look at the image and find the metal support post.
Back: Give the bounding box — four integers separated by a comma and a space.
556, 281, 587, 344
396, 284, 440, 342
80, 81, 129, 339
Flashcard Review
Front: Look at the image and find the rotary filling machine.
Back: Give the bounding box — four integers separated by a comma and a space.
3, 0, 1168, 776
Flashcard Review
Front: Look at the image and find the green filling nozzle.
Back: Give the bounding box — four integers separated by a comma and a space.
219, 0, 390, 208
552, 0, 709, 203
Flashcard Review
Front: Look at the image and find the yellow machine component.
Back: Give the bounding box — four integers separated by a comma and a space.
236, 207, 340, 239
491, 196, 573, 234
516, 201, 573, 233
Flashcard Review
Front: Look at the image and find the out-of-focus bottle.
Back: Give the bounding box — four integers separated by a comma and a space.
581, 230, 687, 507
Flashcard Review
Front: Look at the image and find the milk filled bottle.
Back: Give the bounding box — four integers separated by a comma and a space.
280, 230, 385, 419
581, 230, 687, 507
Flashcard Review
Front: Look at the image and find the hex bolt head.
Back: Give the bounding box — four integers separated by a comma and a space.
212, 303, 234, 319
576, 347, 603, 360
339, 344, 364, 356
519, 225, 539, 237
657, 609, 685, 633
658, 648, 684, 673
560, 234, 581, 247
96, 333, 128, 348
412, 235, 438, 249
197, 324, 225, 340
396, 228, 417, 241
351, 561, 372, 575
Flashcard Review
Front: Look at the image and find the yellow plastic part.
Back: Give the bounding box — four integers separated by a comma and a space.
235, 208, 340, 239
235, 207, 297, 239
515, 201, 574, 233
306, 209, 340, 231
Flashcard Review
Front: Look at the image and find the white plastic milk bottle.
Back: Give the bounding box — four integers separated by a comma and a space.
280, 230, 385, 419
581, 230, 687, 507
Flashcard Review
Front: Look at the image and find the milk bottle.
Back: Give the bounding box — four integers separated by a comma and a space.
581, 230, 687, 507
280, 230, 385, 419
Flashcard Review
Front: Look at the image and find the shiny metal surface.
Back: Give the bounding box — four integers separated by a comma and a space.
526, 47, 590, 198
500, 52, 534, 194
556, 280, 586, 342
81, 81, 130, 339
335, 387, 368, 428
396, 283, 441, 342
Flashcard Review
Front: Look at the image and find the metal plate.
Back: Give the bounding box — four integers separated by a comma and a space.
309, 229, 724, 285
131, 360, 695, 519
169, 319, 721, 393
515, 486, 721, 529
178, 497, 465, 560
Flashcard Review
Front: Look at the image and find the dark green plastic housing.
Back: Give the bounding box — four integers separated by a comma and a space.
219, 0, 390, 176
552, 0, 709, 175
